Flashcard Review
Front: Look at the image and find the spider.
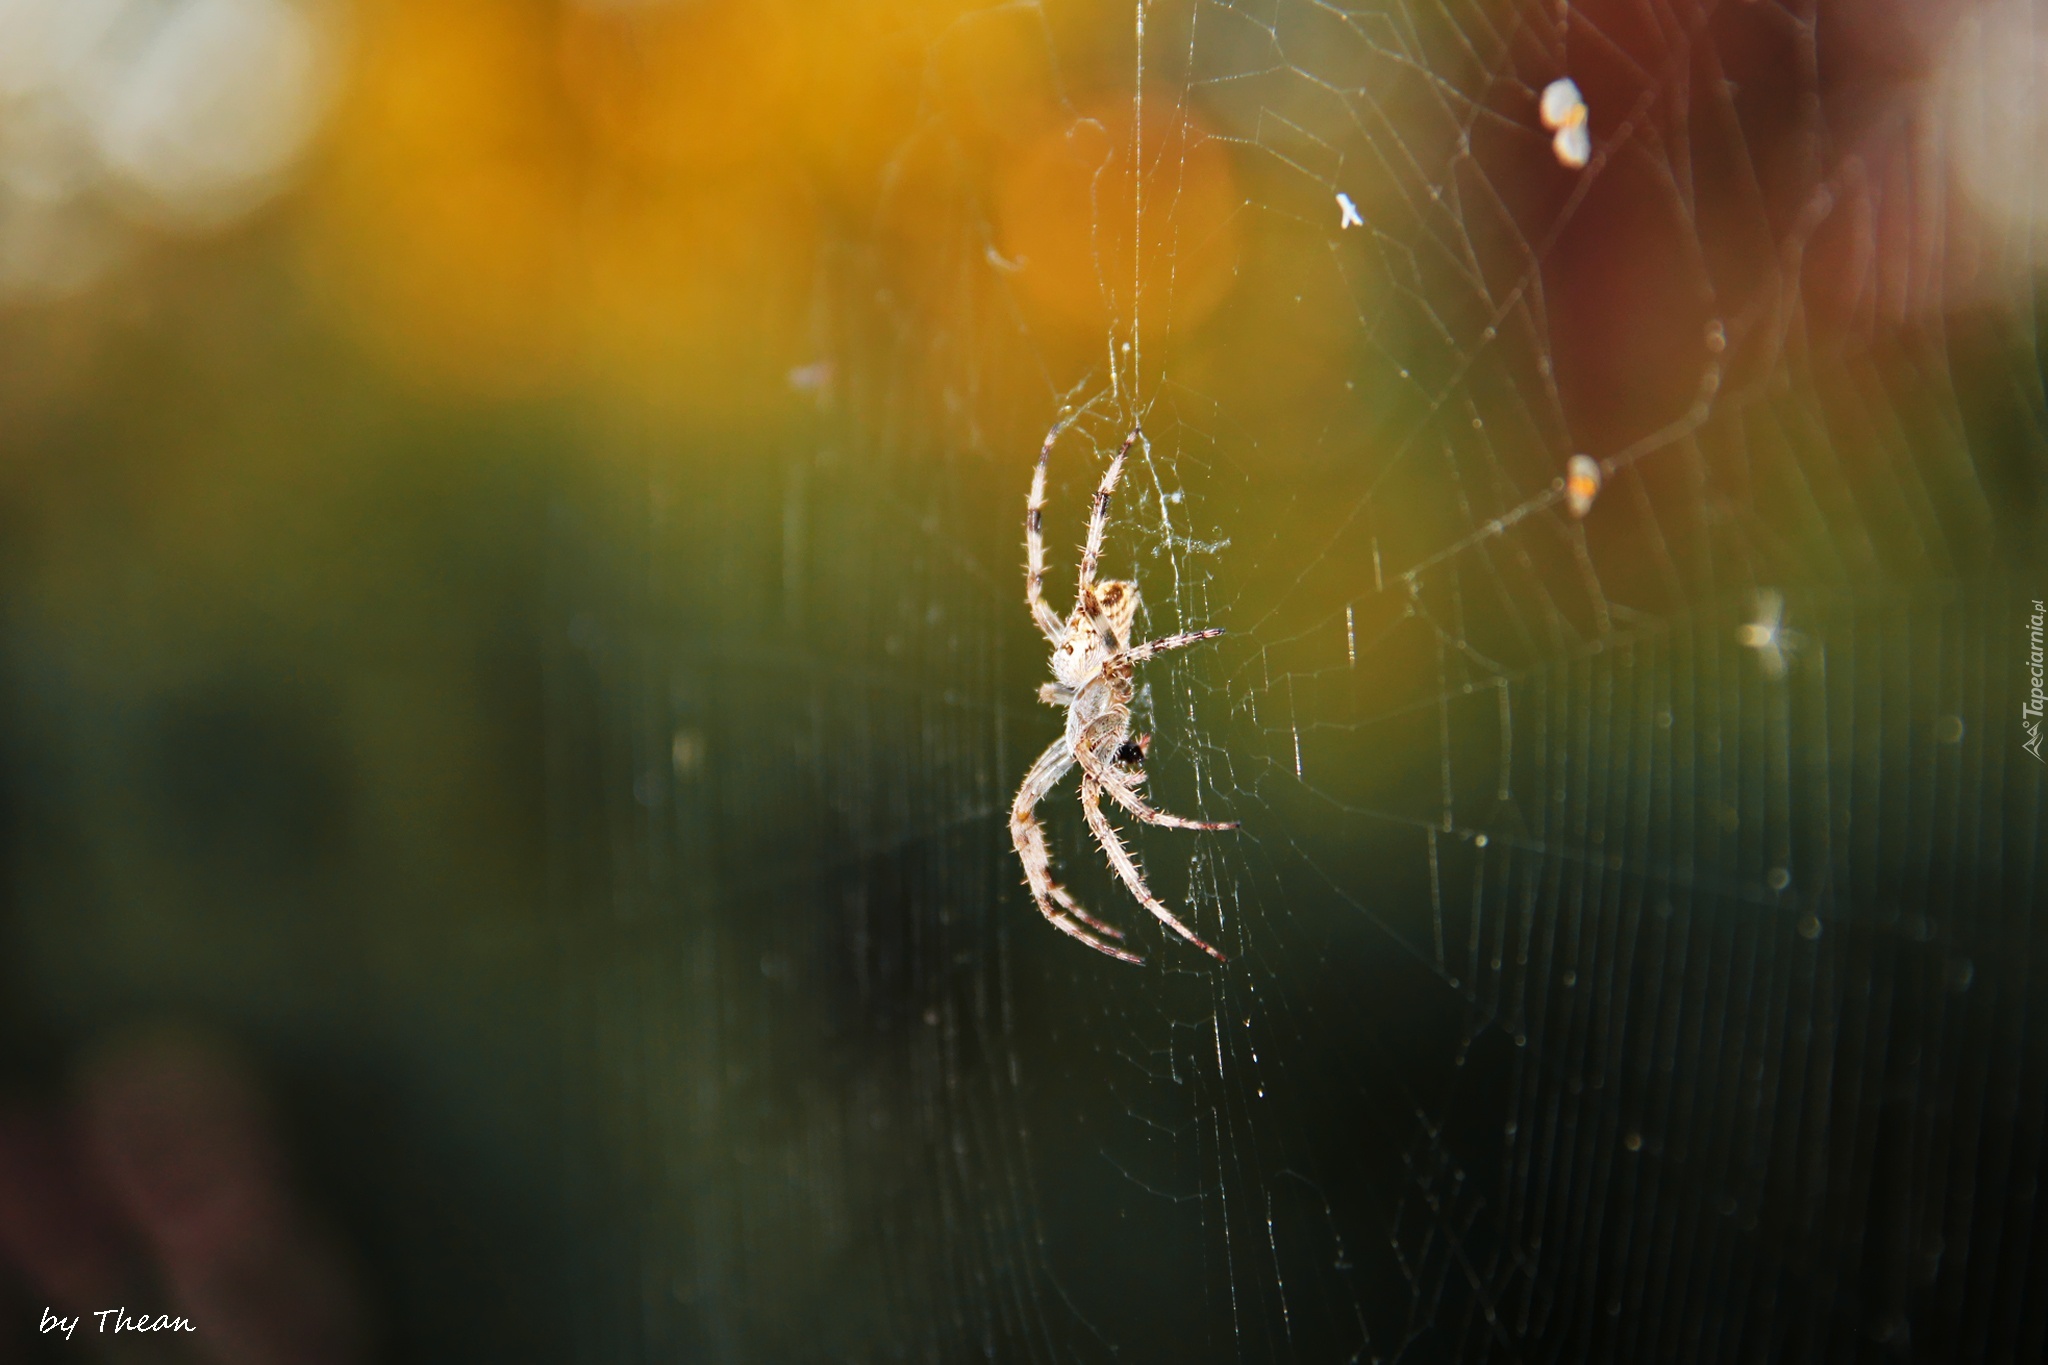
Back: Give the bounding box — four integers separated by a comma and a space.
1009, 418, 1235, 965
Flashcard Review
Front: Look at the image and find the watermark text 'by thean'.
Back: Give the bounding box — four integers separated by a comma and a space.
40, 1306, 196, 1340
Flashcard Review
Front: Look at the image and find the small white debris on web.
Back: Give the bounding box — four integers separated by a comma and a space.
1539, 78, 1584, 132
1737, 588, 1796, 679
1564, 454, 1602, 517
1553, 121, 1590, 170
1336, 192, 1364, 229
1539, 78, 1590, 169
787, 362, 833, 393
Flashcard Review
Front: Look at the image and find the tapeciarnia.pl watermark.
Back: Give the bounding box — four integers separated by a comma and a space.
2026, 599, 2046, 763
40, 1306, 195, 1340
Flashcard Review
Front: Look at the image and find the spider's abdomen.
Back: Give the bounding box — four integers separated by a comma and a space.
1095, 580, 1139, 647
1050, 635, 1103, 690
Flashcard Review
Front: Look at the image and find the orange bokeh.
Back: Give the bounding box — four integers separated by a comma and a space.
300, 0, 987, 415
558, 4, 803, 181
302, 0, 580, 396
297, 1, 1237, 417
994, 94, 1243, 341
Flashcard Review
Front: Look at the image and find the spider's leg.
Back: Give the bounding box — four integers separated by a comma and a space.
1015, 815, 1138, 960
1094, 768, 1238, 831
1013, 737, 1118, 942
1080, 775, 1227, 962
1077, 425, 1140, 598
1010, 737, 1142, 964
1074, 713, 1237, 832
1127, 626, 1226, 665
1026, 420, 1071, 643
1038, 682, 1074, 707
1045, 883, 1127, 942
1020, 753, 1130, 935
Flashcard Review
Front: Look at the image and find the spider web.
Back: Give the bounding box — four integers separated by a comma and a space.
546, 0, 2048, 1360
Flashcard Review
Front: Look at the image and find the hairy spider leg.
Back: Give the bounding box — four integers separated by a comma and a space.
1127, 626, 1226, 665
1093, 766, 1238, 832
1077, 425, 1141, 606
1074, 711, 1238, 833
1009, 736, 1144, 964
1079, 774, 1228, 962
1024, 418, 1074, 643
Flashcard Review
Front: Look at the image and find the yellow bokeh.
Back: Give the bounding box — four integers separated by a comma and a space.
302, 0, 580, 396
300, 0, 1024, 418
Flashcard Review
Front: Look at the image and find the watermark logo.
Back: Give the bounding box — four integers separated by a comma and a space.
2026, 599, 2046, 762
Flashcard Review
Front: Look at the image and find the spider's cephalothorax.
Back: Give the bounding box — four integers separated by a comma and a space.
1010, 420, 1235, 965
